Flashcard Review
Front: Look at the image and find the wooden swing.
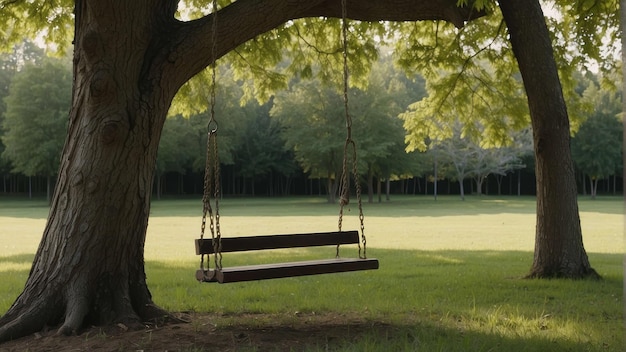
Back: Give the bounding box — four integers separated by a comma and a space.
195, 0, 378, 284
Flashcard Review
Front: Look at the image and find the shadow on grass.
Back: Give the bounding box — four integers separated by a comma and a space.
146, 249, 622, 351
0, 254, 35, 268
0, 249, 620, 351
196, 317, 598, 352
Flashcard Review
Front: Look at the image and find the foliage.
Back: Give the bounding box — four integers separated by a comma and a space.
571, 79, 623, 197
1, 56, 71, 177
157, 115, 199, 175
0, 61, 13, 176
0, 41, 45, 176
571, 112, 623, 181
395, 9, 529, 151
0, 1, 73, 53
270, 55, 429, 198
397, 0, 619, 151
233, 101, 298, 191
271, 78, 346, 184
170, 0, 618, 141
550, 0, 620, 79
348, 56, 415, 182
1, 1, 619, 160
169, 11, 382, 112
187, 66, 253, 167
1, 1, 619, 124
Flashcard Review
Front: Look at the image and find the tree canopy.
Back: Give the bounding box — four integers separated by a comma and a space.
1, 1, 618, 148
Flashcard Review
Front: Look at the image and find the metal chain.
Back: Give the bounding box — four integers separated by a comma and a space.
337, 0, 367, 259
199, 0, 222, 278
209, 130, 222, 270
352, 147, 366, 259
199, 135, 211, 272
338, 0, 351, 216
209, 0, 222, 271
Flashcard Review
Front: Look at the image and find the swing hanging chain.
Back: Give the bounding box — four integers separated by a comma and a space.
341, 0, 351, 140
209, 0, 223, 272
199, 173, 209, 272
209, 132, 222, 270
199, 57, 217, 273
202, 0, 367, 272
208, 0, 218, 134
338, 0, 351, 219
353, 145, 366, 259
198, 0, 222, 277
199, 126, 215, 273
337, 0, 367, 260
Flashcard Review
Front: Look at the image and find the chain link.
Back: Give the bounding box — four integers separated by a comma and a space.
337, 0, 367, 260
211, 130, 222, 270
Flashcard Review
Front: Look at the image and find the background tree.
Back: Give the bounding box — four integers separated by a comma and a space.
234, 100, 297, 196
155, 115, 196, 198
348, 59, 412, 203
0, 54, 14, 191
492, 128, 534, 195
571, 81, 623, 198
434, 122, 476, 201
499, 0, 603, 279
272, 79, 346, 202
0, 41, 45, 193
469, 141, 526, 196
1, 57, 71, 201
399, 0, 616, 278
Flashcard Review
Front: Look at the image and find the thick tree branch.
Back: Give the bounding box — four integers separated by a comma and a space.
161, 0, 485, 96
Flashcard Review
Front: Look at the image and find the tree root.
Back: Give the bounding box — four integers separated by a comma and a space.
56, 296, 90, 336
0, 304, 53, 343
525, 266, 602, 280
0, 280, 175, 343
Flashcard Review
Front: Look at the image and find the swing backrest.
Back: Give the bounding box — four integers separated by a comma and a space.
195, 230, 360, 254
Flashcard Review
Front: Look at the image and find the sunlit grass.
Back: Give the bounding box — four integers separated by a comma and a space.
0, 195, 622, 351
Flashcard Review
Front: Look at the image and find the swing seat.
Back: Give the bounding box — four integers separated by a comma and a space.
195, 230, 378, 283
196, 257, 379, 283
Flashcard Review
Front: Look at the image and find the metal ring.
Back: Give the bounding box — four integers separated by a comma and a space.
207, 120, 218, 133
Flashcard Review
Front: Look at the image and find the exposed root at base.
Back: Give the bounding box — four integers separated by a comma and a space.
525, 267, 602, 280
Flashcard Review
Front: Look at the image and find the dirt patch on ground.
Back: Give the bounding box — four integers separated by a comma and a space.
0, 313, 391, 351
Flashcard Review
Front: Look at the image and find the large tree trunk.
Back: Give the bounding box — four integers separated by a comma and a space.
499, 0, 598, 279
0, 0, 483, 343
0, 2, 178, 341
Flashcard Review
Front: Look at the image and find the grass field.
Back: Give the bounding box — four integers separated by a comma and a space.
0, 195, 623, 351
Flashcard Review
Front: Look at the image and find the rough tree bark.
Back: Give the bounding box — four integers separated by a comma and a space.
0, 0, 481, 342
499, 0, 599, 279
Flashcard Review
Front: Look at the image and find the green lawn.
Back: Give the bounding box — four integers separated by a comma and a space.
0, 195, 623, 351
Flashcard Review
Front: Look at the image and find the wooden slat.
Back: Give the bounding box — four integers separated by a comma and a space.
195, 231, 360, 255
197, 258, 379, 284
